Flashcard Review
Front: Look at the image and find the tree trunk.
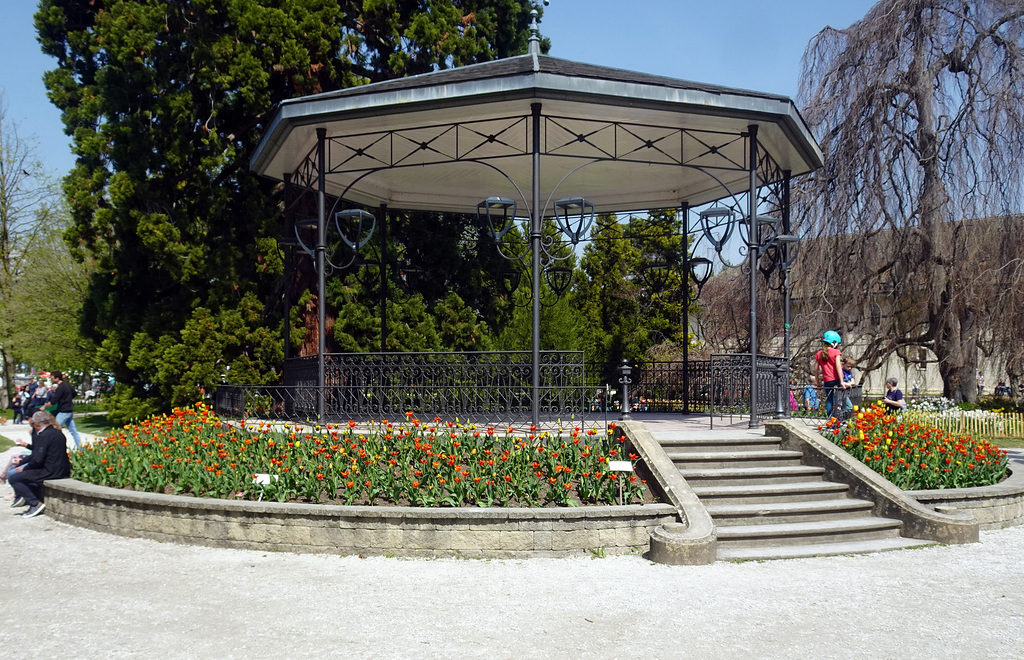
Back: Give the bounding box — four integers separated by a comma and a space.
0, 346, 15, 408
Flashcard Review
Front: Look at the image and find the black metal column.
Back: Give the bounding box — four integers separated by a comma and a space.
747, 124, 759, 429
531, 102, 542, 428
282, 173, 293, 362
379, 203, 388, 353
680, 201, 691, 415
316, 128, 327, 420
782, 170, 792, 418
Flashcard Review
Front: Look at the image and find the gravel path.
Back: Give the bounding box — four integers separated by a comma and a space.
1, 491, 1021, 659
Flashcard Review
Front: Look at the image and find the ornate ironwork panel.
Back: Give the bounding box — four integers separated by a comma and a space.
225, 354, 790, 423
250, 351, 587, 424
585, 360, 714, 413
293, 114, 785, 180
710, 353, 788, 422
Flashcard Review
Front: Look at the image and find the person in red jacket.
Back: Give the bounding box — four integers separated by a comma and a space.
815, 330, 845, 418
8, 411, 72, 518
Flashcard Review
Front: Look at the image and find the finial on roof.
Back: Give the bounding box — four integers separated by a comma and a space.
528, 0, 549, 64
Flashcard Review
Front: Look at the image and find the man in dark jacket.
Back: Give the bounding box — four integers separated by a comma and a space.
9, 411, 72, 518
50, 371, 84, 449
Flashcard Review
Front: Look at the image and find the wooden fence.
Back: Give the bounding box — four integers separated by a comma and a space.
907, 411, 1024, 439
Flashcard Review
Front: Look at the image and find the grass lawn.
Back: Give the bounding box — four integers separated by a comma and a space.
76, 413, 114, 437
993, 436, 1024, 450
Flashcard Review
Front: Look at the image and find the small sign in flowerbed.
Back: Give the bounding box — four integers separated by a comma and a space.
820, 405, 1009, 489
71, 403, 650, 507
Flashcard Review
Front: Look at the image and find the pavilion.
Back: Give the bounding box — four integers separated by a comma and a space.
243, 14, 823, 427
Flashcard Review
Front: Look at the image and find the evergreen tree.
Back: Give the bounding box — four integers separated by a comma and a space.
36, 0, 540, 418
572, 213, 640, 367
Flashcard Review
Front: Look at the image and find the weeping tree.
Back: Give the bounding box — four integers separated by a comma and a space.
794, 0, 1024, 401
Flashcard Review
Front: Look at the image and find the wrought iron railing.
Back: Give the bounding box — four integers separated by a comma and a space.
216, 352, 793, 425
788, 385, 864, 426
220, 351, 587, 424
708, 353, 789, 425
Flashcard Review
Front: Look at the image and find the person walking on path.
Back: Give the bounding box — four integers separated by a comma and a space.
50, 371, 83, 450
8, 411, 72, 518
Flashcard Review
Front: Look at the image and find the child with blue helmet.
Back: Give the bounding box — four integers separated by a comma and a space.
815, 330, 846, 418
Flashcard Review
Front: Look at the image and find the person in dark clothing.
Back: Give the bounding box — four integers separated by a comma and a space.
9, 411, 72, 518
882, 377, 905, 413
50, 371, 84, 449
11, 387, 25, 424
25, 382, 50, 419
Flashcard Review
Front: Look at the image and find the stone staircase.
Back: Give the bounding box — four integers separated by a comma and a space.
660, 431, 937, 561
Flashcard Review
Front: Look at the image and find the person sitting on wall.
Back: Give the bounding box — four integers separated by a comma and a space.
8, 411, 72, 518
882, 377, 905, 413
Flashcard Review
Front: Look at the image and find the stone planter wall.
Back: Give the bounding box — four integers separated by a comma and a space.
908, 450, 1024, 530
42, 479, 677, 559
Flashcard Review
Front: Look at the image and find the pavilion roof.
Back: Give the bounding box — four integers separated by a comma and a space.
252, 54, 822, 214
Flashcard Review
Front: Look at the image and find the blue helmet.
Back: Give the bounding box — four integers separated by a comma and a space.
823, 330, 841, 347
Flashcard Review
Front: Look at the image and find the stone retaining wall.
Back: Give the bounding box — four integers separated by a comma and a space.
768, 422, 1024, 533
908, 450, 1024, 530
42, 479, 677, 559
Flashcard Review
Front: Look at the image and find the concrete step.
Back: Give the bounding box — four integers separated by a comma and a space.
678, 464, 826, 487
692, 481, 851, 504
715, 517, 903, 549
706, 498, 875, 526
657, 436, 782, 452
667, 449, 804, 469
718, 536, 938, 562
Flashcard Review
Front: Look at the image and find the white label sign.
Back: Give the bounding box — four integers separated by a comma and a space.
608, 461, 633, 472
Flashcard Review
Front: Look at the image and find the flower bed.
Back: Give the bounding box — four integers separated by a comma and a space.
72, 403, 648, 507
819, 405, 1009, 489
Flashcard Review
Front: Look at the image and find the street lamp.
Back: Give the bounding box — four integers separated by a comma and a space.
553, 197, 595, 245
477, 197, 517, 240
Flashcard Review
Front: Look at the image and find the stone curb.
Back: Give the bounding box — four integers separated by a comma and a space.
616, 421, 716, 565
906, 448, 1024, 529
41, 479, 677, 559
766, 420, 979, 544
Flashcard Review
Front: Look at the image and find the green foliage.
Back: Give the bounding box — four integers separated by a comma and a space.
966, 397, 1024, 414
0, 201, 98, 374
0, 95, 63, 400
571, 210, 689, 366
104, 384, 159, 427
36, 0, 539, 414
434, 291, 493, 351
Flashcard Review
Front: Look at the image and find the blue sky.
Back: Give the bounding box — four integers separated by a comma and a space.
1, 0, 876, 178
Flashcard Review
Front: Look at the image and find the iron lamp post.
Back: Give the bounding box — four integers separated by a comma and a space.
293, 203, 377, 420
476, 193, 594, 427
